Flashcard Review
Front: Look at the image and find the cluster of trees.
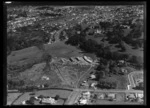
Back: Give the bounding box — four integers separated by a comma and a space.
18, 86, 38, 92
40, 12, 62, 17
96, 81, 117, 89
7, 57, 44, 74
127, 56, 143, 70
7, 9, 28, 21
7, 26, 49, 54
8, 79, 25, 90
133, 82, 144, 90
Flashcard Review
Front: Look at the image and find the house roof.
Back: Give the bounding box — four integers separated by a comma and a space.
79, 99, 88, 104
107, 93, 116, 98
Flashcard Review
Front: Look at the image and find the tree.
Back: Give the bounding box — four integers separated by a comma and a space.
54, 95, 60, 100
42, 53, 52, 73
44, 83, 49, 88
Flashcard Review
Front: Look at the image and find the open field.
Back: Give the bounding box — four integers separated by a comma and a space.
54, 63, 91, 87
17, 62, 63, 87
7, 93, 23, 105
11, 89, 72, 105
7, 41, 83, 65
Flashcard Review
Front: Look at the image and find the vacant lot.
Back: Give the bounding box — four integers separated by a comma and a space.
12, 89, 72, 105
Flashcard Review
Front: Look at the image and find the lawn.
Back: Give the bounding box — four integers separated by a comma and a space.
12, 89, 72, 105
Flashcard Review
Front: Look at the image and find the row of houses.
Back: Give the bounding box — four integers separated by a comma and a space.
60, 56, 98, 66
126, 93, 144, 102
74, 91, 144, 105
22, 95, 58, 105
75, 91, 91, 105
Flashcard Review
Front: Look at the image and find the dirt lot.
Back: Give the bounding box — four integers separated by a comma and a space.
12, 89, 72, 105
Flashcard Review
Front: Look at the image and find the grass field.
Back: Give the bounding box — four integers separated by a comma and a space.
93, 100, 141, 105
54, 64, 91, 87
18, 62, 63, 87
7, 93, 23, 105
12, 89, 72, 105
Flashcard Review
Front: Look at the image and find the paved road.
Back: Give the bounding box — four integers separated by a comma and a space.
74, 89, 143, 93
128, 71, 143, 89
65, 88, 143, 105
65, 90, 81, 105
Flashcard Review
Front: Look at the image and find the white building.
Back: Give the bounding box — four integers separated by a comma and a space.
137, 93, 143, 99
21, 101, 26, 105
41, 97, 56, 104
83, 56, 93, 63
107, 93, 116, 99
90, 74, 96, 79
41, 76, 49, 80
79, 99, 88, 104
